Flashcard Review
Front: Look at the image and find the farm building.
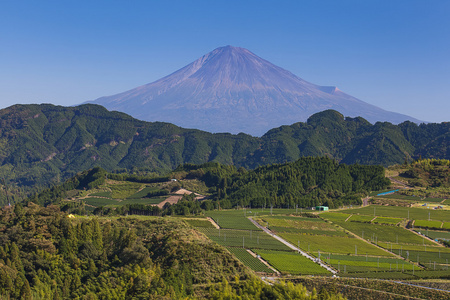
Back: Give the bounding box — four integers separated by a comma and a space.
315, 206, 329, 211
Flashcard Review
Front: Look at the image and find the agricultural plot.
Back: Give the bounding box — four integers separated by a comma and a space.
83, 197, 121, 207
398, 249, 450, 266
414, 220, 443, 229
320, 212, 350, 223
326, 254, 415, 273
197, 228, 290, 251
254, 249, 330, 275
377, 242, 450, 266
206, 210, 262, 231
259, 216, 324, 228
372, 217, 403, 225
120, 197, 164, 205
337, 205, 450, 222
279, 233, 391, 256
127, 186, 160, 199
443, 223, 450, 230
226, 247, 274, 273
108, 182, 143, 199
423, 197, 445, 203
377, 194, 422, 201
423, 230, 450, 241
335, 221, 435, 245
348, 214, 374, 223
256, 215, 344, 236
89, 191, 112, 198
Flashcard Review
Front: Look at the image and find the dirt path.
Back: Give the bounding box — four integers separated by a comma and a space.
207, 217, 220, 229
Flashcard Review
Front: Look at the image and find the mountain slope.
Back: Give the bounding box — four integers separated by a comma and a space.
90, 46, 421, 136
0, 104, 447, 205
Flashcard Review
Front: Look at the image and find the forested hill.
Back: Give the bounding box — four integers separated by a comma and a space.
0, 103, 448, 204
0, 204, 347, 299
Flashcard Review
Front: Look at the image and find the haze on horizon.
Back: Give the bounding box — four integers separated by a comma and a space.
0, 0, 449, 123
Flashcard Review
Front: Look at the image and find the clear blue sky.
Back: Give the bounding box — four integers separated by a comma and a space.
1, 0, 449, 122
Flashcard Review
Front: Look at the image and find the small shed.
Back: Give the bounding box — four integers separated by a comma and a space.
315, 206, 329, 211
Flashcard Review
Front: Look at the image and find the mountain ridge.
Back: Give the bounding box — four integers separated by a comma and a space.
90, 46, 421, 136
0, 103, 447, 205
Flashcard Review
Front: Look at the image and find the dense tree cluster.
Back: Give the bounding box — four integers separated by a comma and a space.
399, 159, 450, 187
177, 157, 390, 209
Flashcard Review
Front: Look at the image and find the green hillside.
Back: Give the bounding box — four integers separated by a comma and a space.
29, 158, 389, 216
0, 104, 449, 205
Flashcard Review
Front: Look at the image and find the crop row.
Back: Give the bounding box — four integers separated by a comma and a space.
226, 247, 274, 273
197, 228, 290, 250
414, 219, 443, 229
337, 205, 450, 222
206, 211, 262, 231
254, 249, 330, 275
279, 232, 391, 256
334, 221, 436, 245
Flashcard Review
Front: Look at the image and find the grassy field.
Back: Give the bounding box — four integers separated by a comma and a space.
254, 249, 330, 275
226, 247, 274, 273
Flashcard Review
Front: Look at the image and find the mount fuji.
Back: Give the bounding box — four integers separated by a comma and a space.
89, 46, 421, 136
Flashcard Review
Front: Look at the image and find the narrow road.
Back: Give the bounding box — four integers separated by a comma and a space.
248, 217, 337, 274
